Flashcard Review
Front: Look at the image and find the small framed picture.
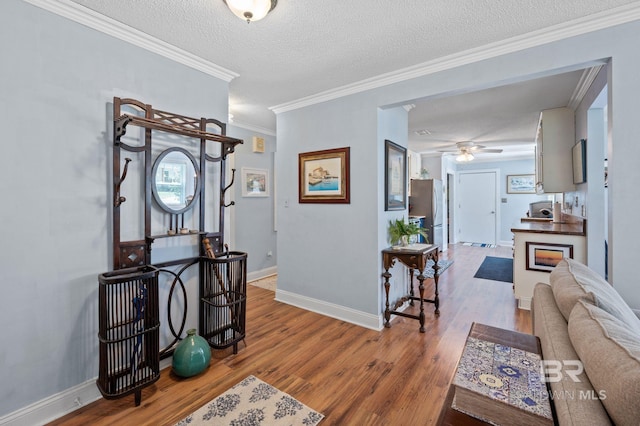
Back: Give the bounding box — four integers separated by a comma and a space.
526, 242, 573, 272
298, 147, 350, 204
507, 174, 535, 194
241, 167, 269, 197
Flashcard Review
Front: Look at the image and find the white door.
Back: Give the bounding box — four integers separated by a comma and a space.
457, 171, 497, 244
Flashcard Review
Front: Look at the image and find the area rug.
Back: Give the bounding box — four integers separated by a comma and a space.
473, 256, 513, 283
175, 375, 324, 426
249, 275, 276, 291
422, 259, 454, 278
462, 242, 497, 248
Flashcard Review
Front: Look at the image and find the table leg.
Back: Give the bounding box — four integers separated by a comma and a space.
409, 268, 415, 306
432, 257, 440, 315
417, 271, 426, 333
383, 270, 392, 327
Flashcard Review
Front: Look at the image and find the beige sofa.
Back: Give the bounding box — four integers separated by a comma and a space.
532, 258, 640, 426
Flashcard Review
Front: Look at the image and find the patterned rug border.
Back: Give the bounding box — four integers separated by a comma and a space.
422, 259, 454, 278
462, 242, 497, 248
175, 375, 324, 426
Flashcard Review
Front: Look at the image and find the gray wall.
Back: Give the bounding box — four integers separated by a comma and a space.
5, 0, 640, 421
275, 18, 640, 326
227, 126, 277, 278
0, 0, 230, 418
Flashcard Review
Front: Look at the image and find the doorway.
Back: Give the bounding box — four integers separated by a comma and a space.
456, 170, 498, 245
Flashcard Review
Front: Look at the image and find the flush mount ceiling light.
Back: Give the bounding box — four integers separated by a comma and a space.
456, 151, 474, 162
224, 0, 278, 23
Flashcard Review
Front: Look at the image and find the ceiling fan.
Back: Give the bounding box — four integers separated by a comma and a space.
437, 141, 503, 162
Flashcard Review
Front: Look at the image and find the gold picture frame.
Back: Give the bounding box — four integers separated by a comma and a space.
298, 147, 350, 204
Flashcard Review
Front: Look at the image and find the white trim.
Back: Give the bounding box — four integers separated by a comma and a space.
247, 266, 278, 283
230, 121, 277, 137
518, 297, 532, 310
567, 65, 605, 110
275, 289, 383, 331
270, 3, 640, 114
0, 359, 173, 425
0, 378, 101, 425
498, 240, 514, 248
21, 0, 239, 82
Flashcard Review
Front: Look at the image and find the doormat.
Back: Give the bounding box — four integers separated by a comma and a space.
175, 375, 324, 426
462, 242, 497, 248
473, 256, 513, 283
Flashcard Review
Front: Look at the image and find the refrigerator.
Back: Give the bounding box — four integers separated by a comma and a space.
409, 179, 443, 248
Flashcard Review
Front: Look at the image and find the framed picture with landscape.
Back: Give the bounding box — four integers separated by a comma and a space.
385, 140, 407, 211
298, 147, 350, 204
241, 167, 269, 197
526, 242, 573, 272
506, 174, 535, 194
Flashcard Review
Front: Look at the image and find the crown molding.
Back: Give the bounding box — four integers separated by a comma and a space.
567, 65, 605, 110
229, 120, 276, 137
270, 3, 640, 114
22, 0, 239, 82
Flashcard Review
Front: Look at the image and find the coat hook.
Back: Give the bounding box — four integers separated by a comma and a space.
114, 158, 132, 207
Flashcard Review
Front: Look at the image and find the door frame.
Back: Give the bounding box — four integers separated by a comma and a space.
455, 169, 500, 245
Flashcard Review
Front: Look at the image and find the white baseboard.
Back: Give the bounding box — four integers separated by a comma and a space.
247, 266, 277, 283
275, 289, 383, 331
498, 240, 514, 247
0, 379, 102, 426
0, 360, 172, 425
518, 297, 532, 310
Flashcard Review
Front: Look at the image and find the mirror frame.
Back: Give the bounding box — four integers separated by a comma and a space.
151, 147, 201, 214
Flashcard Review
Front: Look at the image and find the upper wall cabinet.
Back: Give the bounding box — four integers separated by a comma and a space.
535, 107, 576, 194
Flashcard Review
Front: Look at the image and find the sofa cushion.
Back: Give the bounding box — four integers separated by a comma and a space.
550, 258, 640, 334
532, 283, 612, 425
568, 300, 640, 426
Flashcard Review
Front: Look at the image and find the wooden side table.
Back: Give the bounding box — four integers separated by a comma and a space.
382, 244, 440, 332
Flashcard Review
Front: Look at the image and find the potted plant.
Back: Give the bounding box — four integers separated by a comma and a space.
388, 218, 429, 248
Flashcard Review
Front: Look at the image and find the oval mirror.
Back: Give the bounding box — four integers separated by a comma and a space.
151, 147, 200, 214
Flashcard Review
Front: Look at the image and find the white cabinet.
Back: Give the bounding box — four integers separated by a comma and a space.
513, 231, 585, 309
535, 107, 576, 194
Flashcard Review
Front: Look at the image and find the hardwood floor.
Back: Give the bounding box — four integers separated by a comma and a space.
49, 244, 530, 426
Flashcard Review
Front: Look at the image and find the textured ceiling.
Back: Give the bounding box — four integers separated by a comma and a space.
67, 0, 636, 154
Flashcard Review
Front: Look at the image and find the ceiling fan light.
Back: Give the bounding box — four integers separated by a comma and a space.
456, 152, 474, 162
225, 0, 276, 23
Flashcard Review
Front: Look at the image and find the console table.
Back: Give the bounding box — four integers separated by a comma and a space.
382, 244, 440, 332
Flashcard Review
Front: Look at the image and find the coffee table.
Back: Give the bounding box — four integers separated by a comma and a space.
436, 323, 555, 425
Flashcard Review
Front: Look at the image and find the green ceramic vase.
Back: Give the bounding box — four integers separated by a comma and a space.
172, 329, 211, 377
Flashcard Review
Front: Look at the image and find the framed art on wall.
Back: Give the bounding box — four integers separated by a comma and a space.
241, 167, 269, 197
385, 140, 407, 211
572, 138, 587, 184
506, 174, 535, 194
298, 147, 350, 204
526, 242, 573, 272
